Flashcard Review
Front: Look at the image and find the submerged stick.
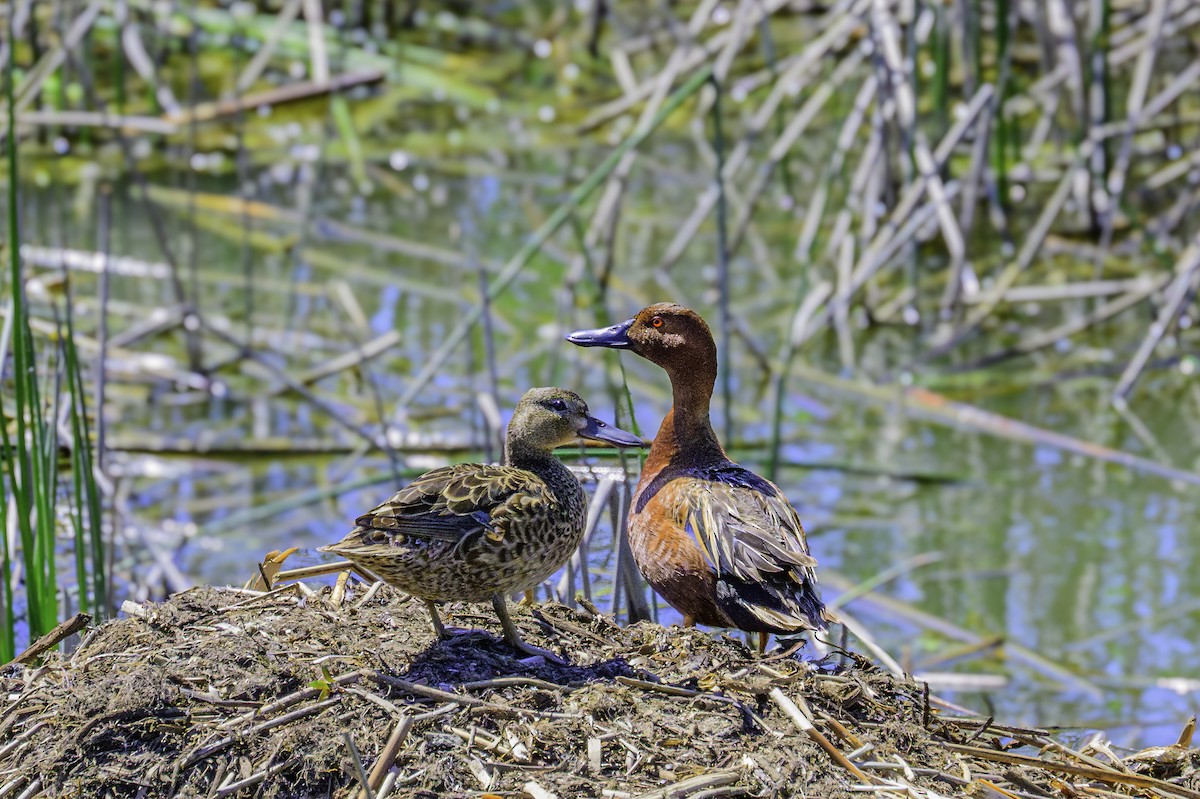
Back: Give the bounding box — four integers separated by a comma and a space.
789, 363, 1200, 487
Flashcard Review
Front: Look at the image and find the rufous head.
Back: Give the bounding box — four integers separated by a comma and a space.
566, 303, 717, 379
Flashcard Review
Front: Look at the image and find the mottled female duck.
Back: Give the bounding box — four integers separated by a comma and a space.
319, 387, 642, 659
568, 304, 831, 651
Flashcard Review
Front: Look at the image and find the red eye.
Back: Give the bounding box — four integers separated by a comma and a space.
651, 316, 663, 328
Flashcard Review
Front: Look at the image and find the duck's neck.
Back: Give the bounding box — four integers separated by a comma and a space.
650, 359, 725, 468
506, 439, 574, 486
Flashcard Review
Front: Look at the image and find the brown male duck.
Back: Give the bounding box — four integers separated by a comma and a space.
568, 304, 832, 651
319, 387, 642, 659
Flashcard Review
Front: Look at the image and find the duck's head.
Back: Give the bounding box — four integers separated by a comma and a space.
566, 303, 717, 378
509, 387, 643, 451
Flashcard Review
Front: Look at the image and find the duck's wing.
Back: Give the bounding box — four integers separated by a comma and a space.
673, 466, 826, 632
348, 463, 550, 546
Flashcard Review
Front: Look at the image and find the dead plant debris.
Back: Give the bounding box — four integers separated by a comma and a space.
1, 582, 1196, 799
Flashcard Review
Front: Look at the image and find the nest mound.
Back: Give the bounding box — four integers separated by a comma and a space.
2, 583, 1197, 799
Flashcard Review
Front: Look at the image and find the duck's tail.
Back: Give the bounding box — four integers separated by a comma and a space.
714, 571, 829, 635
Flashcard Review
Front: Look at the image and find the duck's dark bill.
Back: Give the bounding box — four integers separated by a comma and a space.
566, 318, 634, 349
579, 416, 643, 447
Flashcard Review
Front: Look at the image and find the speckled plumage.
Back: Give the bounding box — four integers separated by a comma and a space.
317, 386, 642, 658
569, 304, 831, 647
319, 457, 587, 602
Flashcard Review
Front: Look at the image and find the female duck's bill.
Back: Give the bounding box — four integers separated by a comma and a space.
578, 413, 643, 447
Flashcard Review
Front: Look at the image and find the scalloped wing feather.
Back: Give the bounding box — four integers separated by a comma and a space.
350, 463, 551, 545
678, 476, 818, 584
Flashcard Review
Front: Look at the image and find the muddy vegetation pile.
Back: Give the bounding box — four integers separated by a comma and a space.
1, 582, 1196, 799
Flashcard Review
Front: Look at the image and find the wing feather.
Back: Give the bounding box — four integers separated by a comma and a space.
352, 463, 550, 545
679, 474, 817, 584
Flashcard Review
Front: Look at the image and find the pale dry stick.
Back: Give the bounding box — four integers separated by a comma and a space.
237, 0, 304, 92
216, 585, 298, 612
302, 0, 330, 83
852, 111, 886, 257
449, 726, 530, 762
1020, 3, 1200, 135
942, 743, 1200, 799
961, 276, 1159, 304
1147, 143, 1200, 191
317, 218, 488, 272
167, 69, 384, 126
769, 688, 874, 785
370, 675, 581, 720
554, 477, 615, 604
1018, 84, 1059, 164
374, 772, 399, 799
183, 697, 342, 768
352, 581, 386, 609
793, 186, 962, 348
731, 49, 865, 260
827, 607, 904, 678
963, 273, 1173, 370
357, 715, 415, 796
1129, 58, 1200, 132
1149, 170, 1200, 234
578, 0, 792, 132
202, 319, 388, 452
0, 0, 33, 74
629, 770, 741, 799
713, 0, 757, 81
795, 74, 878, 261
928, 146, 1089, 355
13, 778, 42, 799
269, 561, 359, 582
913, 133, 965, 316
872, 0, 963, 286
266, 330, 400, 397
13, 110, 176, 134
340, 687, 405, 719
585, 0, 710, 249
1092, 0, 1170, 279
948, 92, 994, 304
834, 215, 856, 369
657, 0, 869, 272
4, 0, 103, 118
1112, 236, 1200, 401
119, 7, 182, 115
1116, 401, 1183, 468
790, 85, 993, 348
215, 758, 299, 798
216, 669, 371, 731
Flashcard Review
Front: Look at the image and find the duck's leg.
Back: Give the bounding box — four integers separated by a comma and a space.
683, 614, 696, 628
491, 595, 565, 664
424, 600, 447, 638
521, 588, 536, 606
757, 632, 769, 654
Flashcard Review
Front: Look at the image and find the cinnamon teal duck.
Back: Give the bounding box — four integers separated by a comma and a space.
567, 304, 831, 652
319, 387, 643, 659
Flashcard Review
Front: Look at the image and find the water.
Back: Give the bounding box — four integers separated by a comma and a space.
8, 32, 1199, 752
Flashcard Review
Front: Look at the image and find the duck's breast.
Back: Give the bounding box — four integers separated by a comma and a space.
629, 476, 732, 627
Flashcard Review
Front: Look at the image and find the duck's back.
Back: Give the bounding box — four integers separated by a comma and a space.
320, 460, 587, 602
